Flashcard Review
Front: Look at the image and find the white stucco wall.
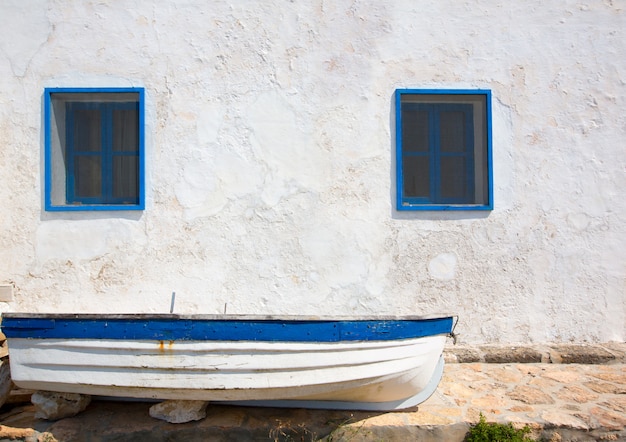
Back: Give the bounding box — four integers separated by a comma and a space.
0, 0, 624, 344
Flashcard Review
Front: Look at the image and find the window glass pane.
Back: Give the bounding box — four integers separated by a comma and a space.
74, 156, 102, 198
403, 156, 429, 198
402, 109, 429, 152
440, 157, 467, 200
439, 111, 465, 153
113, 156, 138, 200
73, 110, 101, 152
112, 109, 139, 152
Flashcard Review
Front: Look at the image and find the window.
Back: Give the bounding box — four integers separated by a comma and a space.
44, 88, 145, 211
395, 90, 492, 210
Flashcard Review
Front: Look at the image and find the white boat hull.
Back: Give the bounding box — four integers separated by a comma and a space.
7, 335, 447, 410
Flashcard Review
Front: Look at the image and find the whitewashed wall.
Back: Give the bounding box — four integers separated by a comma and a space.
0, 0, 624, 344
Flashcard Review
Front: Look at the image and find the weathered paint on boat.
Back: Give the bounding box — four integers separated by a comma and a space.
1, 314, 455, 411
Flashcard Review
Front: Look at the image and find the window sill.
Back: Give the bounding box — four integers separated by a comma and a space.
45, 204, 144, 212
397, 204, 493, 211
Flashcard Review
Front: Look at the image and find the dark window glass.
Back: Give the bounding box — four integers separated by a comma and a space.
73, 110, 101, 152
74, 156, 102, 198
112, 109, 138, 152
66, 102, 139, 205
402, 110, 429, 153
113, 156, 139, 200
440, 157, 467, 200
403, 156, 429, 198
439, 111, 465, 153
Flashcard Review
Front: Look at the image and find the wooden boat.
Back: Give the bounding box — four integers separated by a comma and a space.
1, 313, 455, 411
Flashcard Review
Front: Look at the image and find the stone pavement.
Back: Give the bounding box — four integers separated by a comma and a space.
0, 343, 624, 441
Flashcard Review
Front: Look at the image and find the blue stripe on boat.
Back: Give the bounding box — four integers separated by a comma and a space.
1, 316, 454, 342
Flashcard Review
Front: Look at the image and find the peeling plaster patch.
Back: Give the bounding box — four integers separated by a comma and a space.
314, 106, 379, 160
196, 104, 223, 145
528, 250, 555, 282
428, 253, 457, 281
174, 148, 263, 218
247, 91, 329, 191
36, 221, 108, 261
0, 0, 50, 76
365, 253, 391, 297
567, 212, 590, 231
214, 151, 263, 198
36, 220, 148, 263
174, 150, 227, 219
260, 176, 299, 207
299, 225, 367, 289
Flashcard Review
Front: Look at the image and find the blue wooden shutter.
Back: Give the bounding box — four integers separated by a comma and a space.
66, 103, 105, 204
434, 104, 474, 204
400, 103, 474, 205
66, 102, 139, 205
110, 103, 139, 204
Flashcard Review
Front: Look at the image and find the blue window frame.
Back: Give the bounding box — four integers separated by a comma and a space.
395, 90, 493, 211
44, 88, 145, 211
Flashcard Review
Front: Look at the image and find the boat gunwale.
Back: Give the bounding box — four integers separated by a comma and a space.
1, 313, 455, 321
1, 314, 457, 343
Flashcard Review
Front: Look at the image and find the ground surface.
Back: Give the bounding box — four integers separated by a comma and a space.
0, 343, 624, 441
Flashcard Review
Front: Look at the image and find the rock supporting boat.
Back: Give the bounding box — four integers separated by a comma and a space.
1, 314, 455, 411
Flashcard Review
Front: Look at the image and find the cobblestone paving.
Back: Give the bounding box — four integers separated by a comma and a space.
415, 363, 626, 441
334, 343, 626, 441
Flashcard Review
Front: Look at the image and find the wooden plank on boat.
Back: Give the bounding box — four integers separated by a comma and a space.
0, 314, 454, 343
